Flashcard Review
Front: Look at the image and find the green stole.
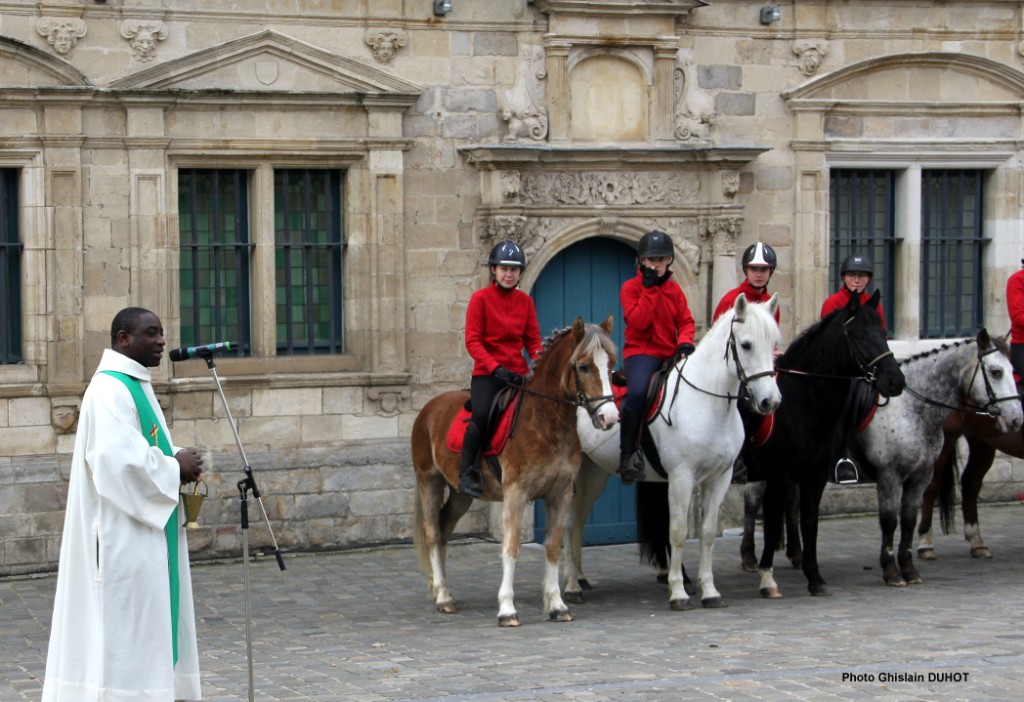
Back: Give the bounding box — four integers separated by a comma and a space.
102, 370, 180, 666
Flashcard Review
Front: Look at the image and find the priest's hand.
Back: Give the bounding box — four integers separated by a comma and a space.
175, 447, 204, 484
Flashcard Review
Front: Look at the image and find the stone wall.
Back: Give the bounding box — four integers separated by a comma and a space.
3, 0, 1024, 575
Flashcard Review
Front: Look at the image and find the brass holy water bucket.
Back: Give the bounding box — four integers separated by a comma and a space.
181, 479, 208, 529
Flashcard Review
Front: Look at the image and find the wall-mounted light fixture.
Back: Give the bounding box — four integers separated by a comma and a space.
434, 0, 453, 15
760, 6, 781, 24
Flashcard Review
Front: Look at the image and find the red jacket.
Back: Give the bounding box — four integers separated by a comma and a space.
1007, 269, 1024, 344
621, 269, 695, 361
713, 280, 780, 324
465, 282, 542, 376
820, 287, 887, 329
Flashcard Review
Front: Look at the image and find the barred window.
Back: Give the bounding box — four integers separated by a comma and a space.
0, 168, 21, 364
178, 169, 252, 353
828, 169, 897, 330
274, 169, 345, 354
921, 170, 985, 339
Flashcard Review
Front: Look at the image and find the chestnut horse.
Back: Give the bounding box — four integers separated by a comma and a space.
412, 317, 618, 627
918, 372, 1023, 561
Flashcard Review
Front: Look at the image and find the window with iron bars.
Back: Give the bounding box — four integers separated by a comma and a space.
0, 168, 21, 365
274, 169, 345, 354
178, 169, 252, 355
920, 170, 985, 339
828, 169, 897, 333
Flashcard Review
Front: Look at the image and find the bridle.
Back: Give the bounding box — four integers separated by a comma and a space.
904, 343, 1021, 419
775, 314, 895, 389
674, 318, 775, 407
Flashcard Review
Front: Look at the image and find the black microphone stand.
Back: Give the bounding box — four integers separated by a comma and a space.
200, 352, 286, 702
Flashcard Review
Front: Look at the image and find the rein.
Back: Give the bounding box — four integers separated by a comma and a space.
775, 315, 893, 386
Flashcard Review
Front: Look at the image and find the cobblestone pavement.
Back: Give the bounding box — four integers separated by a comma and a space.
2, 503, 1023, 702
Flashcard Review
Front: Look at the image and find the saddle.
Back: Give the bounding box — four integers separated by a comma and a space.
612, 359, 674, 479
446, 386, 522, 456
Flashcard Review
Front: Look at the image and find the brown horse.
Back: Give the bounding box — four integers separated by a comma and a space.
412, 317, 618, 627
918, 380, 1023, 560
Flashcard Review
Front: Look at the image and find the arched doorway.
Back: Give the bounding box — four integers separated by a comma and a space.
530, 236, 637, 544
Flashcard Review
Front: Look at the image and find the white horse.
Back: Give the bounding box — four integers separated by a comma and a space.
566, 294, 781, 610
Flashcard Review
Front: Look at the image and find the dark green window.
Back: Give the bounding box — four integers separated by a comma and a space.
1, 169, 21, 364
921, 170, 985, 338
274, 169, 344, 354
178, 169, 252, 353
828, 169, 897, 331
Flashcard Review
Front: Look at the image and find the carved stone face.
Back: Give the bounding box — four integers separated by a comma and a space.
132, 31, 156, 54
52, 29, 75, 55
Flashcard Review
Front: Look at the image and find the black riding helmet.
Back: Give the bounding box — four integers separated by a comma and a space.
637, 230, 674, 264
840, 253, 873, 277
488, 240, 527, 269
742, 242, 777, 271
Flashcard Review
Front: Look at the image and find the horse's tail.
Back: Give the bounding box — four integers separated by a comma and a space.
937, 440, 959, 535
636, 480, 670, 569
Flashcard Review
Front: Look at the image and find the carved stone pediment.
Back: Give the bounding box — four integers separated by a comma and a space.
0, 36, 93, 87
108, 29, 421, 96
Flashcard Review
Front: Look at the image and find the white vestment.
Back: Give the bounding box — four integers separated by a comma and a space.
42, 349, 201, 702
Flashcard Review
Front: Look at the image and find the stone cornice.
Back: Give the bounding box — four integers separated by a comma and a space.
460, 145, 769, 170
531, 0, 709, 17
787, 100, 1023, 116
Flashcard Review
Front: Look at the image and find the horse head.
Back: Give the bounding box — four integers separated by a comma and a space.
839, 289, 906, 398
536, 317, 618, 430
728, 293, 782, 415
967, 329, 1023, 434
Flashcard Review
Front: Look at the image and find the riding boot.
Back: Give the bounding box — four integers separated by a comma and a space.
617, 407, 645, 484
457, 422, 484, 498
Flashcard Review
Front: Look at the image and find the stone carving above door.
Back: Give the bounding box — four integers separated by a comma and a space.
514, 170, 701, 206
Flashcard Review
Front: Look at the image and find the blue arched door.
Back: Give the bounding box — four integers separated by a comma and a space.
530, 237, 637, 544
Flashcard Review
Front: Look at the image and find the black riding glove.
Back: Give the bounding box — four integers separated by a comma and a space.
493, 366, 525, 387
676, 342, 695, 357
640, 266, 660, 288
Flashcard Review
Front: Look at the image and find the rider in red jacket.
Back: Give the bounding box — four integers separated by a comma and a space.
618, 230, 695, 483
1007, 258, 1024, 378
713, 242, 781, 324
459, 240, 543, 497
820, 253, 886, 328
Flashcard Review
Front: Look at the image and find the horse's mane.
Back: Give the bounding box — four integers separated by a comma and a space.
899, 333, 1008, 367
777, 301, 881, 371
538, 322, 617, 367
703, 298, 781, 349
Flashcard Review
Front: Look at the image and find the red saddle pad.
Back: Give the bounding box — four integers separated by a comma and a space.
446, 394, 520, 455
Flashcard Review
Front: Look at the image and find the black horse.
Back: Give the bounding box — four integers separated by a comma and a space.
637, 290, 905, 600
751, 290, 905, 597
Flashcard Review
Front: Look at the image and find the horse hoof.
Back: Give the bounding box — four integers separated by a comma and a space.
578, 578, 593, 591
759, 587, 782, 599
498, 613, 520, 627
808, 586, 831, 597
904, 575, 924, 585
970, 547, 992, 559
741, 560, 759, 573
884, 577, 907, 588
917, 547, 937, 561
702, 597, 726, 609
669, 598, 694, 611
437, 601, 457, 614
563, 591, 585, 605
548, 608, 574, 623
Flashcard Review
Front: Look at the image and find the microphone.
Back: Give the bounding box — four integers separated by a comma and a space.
169, 341, 237, 362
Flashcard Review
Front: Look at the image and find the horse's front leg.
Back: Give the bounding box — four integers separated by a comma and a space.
667, 473, 695, 610
543, 482, 575, 622
961, 437, 997, 558
757, 477, 788, 598
875, 471, 905, 587
897, 470, 931, 585
563, 458, 609, 603
696, 467, 732, 608
740, 481, 763, 572
799, 478, 829, 596
497, 489, 529, 627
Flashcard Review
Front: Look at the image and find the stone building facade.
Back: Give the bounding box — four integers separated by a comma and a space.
2, 0, 1024, 575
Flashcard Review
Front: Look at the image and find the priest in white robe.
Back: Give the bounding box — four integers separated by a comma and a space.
43, 307, 205, 702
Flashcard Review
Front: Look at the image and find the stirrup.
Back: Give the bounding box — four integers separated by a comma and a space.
618, 451, 645, 484
833, 457, 860, 485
